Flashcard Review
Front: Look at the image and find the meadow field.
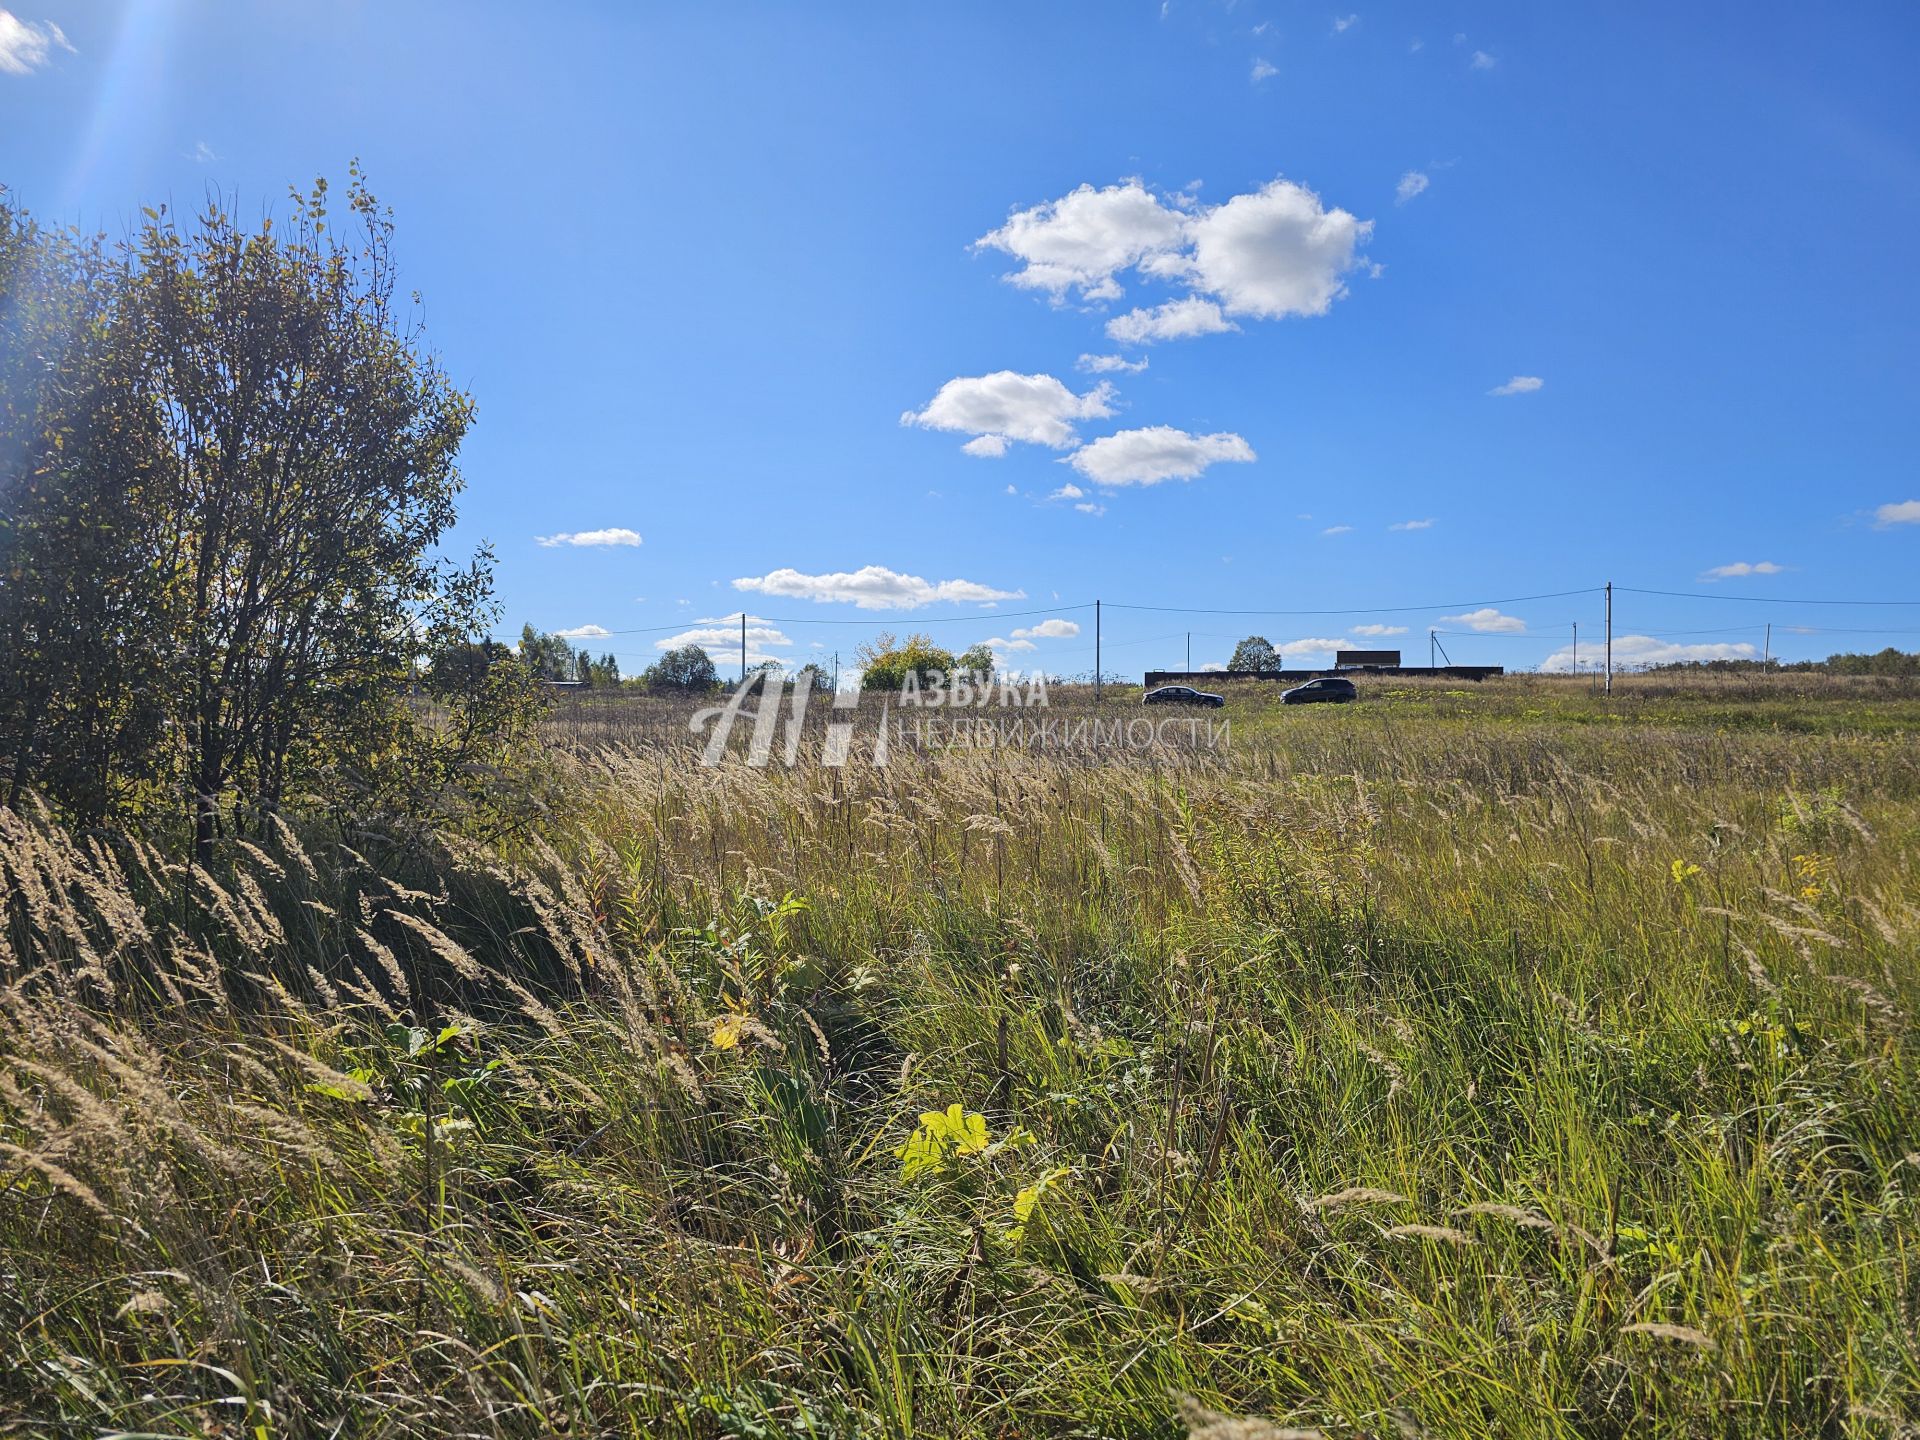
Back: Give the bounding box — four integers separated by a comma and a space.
4, 674, 1918, 1437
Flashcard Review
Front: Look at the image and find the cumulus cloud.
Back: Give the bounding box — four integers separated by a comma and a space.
1874, 499, 1920, 527
1012, 618, 1081, 640
554, 624, 612, 640
979, 634, 1037, 653
733, 565, 1024, 610
961, 434, 1010, 458
1701, 561, 1785, 581
1276, 637, 1355, 656
1251, 56, 1278, 82
974, 180, 1189, 303
1181, 180, 1374, 321
1396, 171, 1430, 205
0, 11, 72, 75
1470, 49, 1497, 69
977, 176, 1372, 338
1067, 426, 1256, 486
1078, 353, 1149, 374
1049, 483, 1086, 500
902, 371, 1114, 451
1351, 623, 1408, 636
1321, 524, 1353, 535
1389, 518, 1435, 531
1440, 607, 1525, 633
1488, 375, 1543, 396
1105, 296, 1237, 344
1331, 14, 1360, 33
1075, 501, 1107, 516
536, 527, 642, 548
1542, 635, 1756, 674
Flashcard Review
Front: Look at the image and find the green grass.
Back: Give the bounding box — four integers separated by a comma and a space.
3, 679, 1918, 1437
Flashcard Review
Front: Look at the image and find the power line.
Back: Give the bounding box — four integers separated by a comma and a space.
1104, 586, 1602, 617
1618, 586, 1920, 607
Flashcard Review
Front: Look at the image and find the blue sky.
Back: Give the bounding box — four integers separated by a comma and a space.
5, 1, 1920, 677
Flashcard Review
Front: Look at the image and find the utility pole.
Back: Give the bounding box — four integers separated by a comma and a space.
740, 612, 747, 683
1429, 629, 1436, 670
1185, 631, 1191, 672
1763, 622, 1771, 668
1603, 581, 1613, 695
1094, 600, 1102, 702
832, 651, 839, 689
1571, 621, 1578, 677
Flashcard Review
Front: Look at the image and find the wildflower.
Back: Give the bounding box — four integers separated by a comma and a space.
1670, 859, 1702, 886
710, 1013, 746, 1050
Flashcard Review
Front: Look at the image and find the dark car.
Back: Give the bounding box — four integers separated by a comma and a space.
1144, 684, 1225, 708
1280, 676, 1357, 706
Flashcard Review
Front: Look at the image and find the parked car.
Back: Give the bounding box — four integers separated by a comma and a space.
1280, 676, 1357, 705
1143, 684, 1225, 707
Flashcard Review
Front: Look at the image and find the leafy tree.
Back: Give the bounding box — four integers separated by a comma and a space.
794, 662, 834, 693
956, 643, 997, 681
127, 171, 486, 860
1229, 636, 1281, 671
642, 644, 719, 694
857, 632, 957, 692
0, 198, 173, 821
426, 639, 513, 691
518, 625, 579, 682
1, 173, 522, 858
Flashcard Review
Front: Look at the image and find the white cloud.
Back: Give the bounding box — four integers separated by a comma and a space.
1389, 518, 1435, 531
1013, 618, 1081, 640
1276, 636, 1355, 655
902, 371, 1114, 451
187, 140, 219, 164
733, 565, 1024, 610
1488, 375, 1543, 396
1439, 607, 1525, 633
1470, 50, 1497, 69
974, 179, 1188, 302
1050, 483, 1085, 500
1395, 171, 1430, 205
1352, 623, 1408, 636
554, 624, 612, 640
1181, 179, 1374, 321
1075, 501, 1107, 516
1078, 353, 1149, 374
961, 434, 1009, 458
1874, 499, 1920, 527
536, 527, 643, 548
1332, 14, 1360, 32
979, 635, 1036, 653
977, 176, 1372, 337
1542, 635, 1756, 674
1106, 296, 1237, 344
1067, 426, 1256, 487
0, 11, 72, 75
1321, 524, 1353, 535
1251, 56, 1278, 82
1701, 561, 1785, 581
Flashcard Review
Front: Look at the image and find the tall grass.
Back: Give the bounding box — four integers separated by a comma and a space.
3, 688, 1917, 1437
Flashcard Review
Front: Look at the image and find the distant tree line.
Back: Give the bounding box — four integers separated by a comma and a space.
1644, 649, 1920, 677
